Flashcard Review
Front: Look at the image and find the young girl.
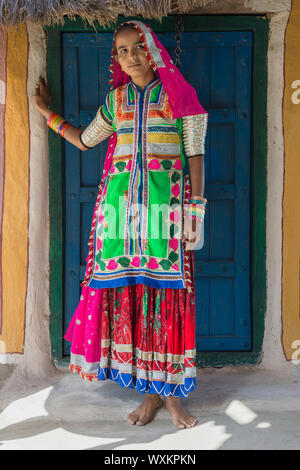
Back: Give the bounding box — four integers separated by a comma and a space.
35, 20, 208, 429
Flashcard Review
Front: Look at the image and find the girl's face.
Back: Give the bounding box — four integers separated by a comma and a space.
114, 28, 153, 79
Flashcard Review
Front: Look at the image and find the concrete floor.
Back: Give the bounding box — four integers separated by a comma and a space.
0, 365, 300, 450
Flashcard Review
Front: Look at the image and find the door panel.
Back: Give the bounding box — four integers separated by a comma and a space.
62, 31, 252, 355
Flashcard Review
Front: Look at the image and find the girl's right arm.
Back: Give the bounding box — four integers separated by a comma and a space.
37, 105, 88, 151
34, 76, 114, 151
34, 76, 88, 151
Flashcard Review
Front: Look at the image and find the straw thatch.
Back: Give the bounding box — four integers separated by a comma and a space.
0, 0, 214, 27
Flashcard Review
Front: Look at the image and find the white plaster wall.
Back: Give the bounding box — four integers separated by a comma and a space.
260, 10, 291, 373
24, 23, 54, 377
2, 1, 297, 381
0, 79, 5, 104
4, 23, 55, 378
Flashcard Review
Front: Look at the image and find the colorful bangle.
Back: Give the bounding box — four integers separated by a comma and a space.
185, 198, 207, 222
189, 197, 207, 206
186, 212, 205, 220
47, 112, 70, 137
60, 122, 71, 137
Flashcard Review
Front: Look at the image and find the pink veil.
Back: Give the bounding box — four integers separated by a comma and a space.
81, 19, 207, 287
109, 20, 208, 118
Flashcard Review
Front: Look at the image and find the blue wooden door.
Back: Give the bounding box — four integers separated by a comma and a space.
62, 31, 252, 355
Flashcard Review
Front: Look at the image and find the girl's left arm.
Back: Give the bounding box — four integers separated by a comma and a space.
187, 154, 205, 198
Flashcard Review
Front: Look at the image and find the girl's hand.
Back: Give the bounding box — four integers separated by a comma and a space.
34, 76, 51, 111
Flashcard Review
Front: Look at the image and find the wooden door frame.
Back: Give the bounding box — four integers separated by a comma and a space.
46, 14, 269, 367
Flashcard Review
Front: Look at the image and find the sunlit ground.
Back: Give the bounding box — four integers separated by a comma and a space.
0, 377, 300, 450
0, 369, 299, 450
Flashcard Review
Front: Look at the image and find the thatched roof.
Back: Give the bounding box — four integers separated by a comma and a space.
0, 0, 213, 27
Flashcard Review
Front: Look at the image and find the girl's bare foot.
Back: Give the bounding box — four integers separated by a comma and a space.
165, 397, 197, 429
128, 394, 163, 426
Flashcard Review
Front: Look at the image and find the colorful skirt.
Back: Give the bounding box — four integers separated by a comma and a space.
64, 247, 197, 398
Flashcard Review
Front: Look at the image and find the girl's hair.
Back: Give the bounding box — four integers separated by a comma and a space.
113, 23, 137, 57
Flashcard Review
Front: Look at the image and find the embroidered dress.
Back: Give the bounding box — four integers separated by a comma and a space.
65, 20, 208, 398
84, 77, 198, 290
